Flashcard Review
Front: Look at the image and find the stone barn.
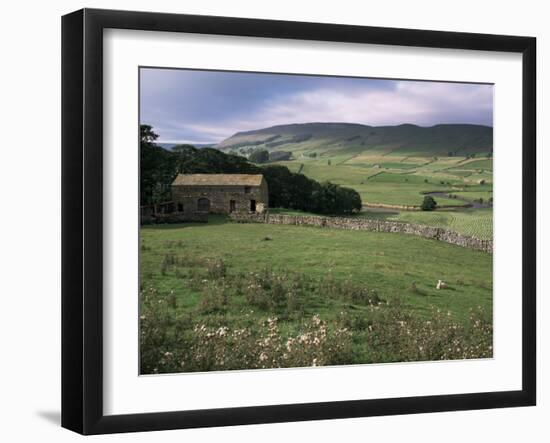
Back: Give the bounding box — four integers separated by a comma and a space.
171, 173, 269, 215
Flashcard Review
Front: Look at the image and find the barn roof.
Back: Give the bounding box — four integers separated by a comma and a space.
172, 173, 264, 187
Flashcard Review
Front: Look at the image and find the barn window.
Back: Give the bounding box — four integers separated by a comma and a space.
197, 198, 210, 212
250, 200, 256, 212
244, 186, 251, 194
229, 200, 236, 213
177, 203, 184, 212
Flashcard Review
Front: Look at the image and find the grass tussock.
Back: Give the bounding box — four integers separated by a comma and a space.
140, 253, 492, 374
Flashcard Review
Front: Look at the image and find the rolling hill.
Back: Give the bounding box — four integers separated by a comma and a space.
215, 122, 493, 158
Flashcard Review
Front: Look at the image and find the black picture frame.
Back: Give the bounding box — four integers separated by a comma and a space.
62, 8, 536, 435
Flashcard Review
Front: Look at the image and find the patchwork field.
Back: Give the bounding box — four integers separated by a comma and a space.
274, 153, 492, 206
271, 150, 493, 238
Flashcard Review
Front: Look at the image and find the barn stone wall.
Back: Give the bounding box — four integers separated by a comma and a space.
229, 213, 493, 253
171, 181, 268, 215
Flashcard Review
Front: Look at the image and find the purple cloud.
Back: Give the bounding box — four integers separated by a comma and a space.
140, 68, 493, 144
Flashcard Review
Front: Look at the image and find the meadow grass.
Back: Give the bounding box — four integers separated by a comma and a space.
460, 159, 493, 170
140, 219, 493, 373
141, 219, 492, 324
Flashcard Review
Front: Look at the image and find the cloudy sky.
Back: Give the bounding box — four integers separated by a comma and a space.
140, 68, 493, 144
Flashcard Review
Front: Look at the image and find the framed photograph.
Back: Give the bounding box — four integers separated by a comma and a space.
62, 8, 536, 435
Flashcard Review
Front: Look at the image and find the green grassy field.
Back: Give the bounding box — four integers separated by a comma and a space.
274, 154, 492, 206
449, 191, 493, 202
141, 219, 492, 314
270, 149, 493, 239
140, 219, 493, 373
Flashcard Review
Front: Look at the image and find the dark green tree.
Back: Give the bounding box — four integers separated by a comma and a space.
421, 195, 437, 211
249, 149, 270, 164
172, 144, 196, 153
140, 125, 177, 206
139, 124, 362, 215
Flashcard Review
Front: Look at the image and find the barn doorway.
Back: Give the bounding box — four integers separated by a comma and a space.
197, 198, 210, 212
250, 200, 256, 212
229, 200, 236, 213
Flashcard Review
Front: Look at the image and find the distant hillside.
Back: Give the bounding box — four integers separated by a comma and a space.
158, 142, 214, 150
215, 122, 493, 157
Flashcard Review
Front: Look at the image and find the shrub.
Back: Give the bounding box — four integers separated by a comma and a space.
421, 195, 437, 211
160, 252, 177, 275
361, 300, 492, 363
242, 269, 308, 314
197, 282, 230, 314
188, 315, 353, 371
206, 258, 227, 279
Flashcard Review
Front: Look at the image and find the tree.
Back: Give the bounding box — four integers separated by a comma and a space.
140, 124, 177, 206
249, 149, 269, 164
421, 195, 437, 211
139, 124, 362, 215
311, 182, 361, 215
172, 144, 196, 153
262, 165, 318, 211
140, 124, 158, 143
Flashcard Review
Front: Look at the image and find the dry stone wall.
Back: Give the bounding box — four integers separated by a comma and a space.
229, 213, 493, 253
